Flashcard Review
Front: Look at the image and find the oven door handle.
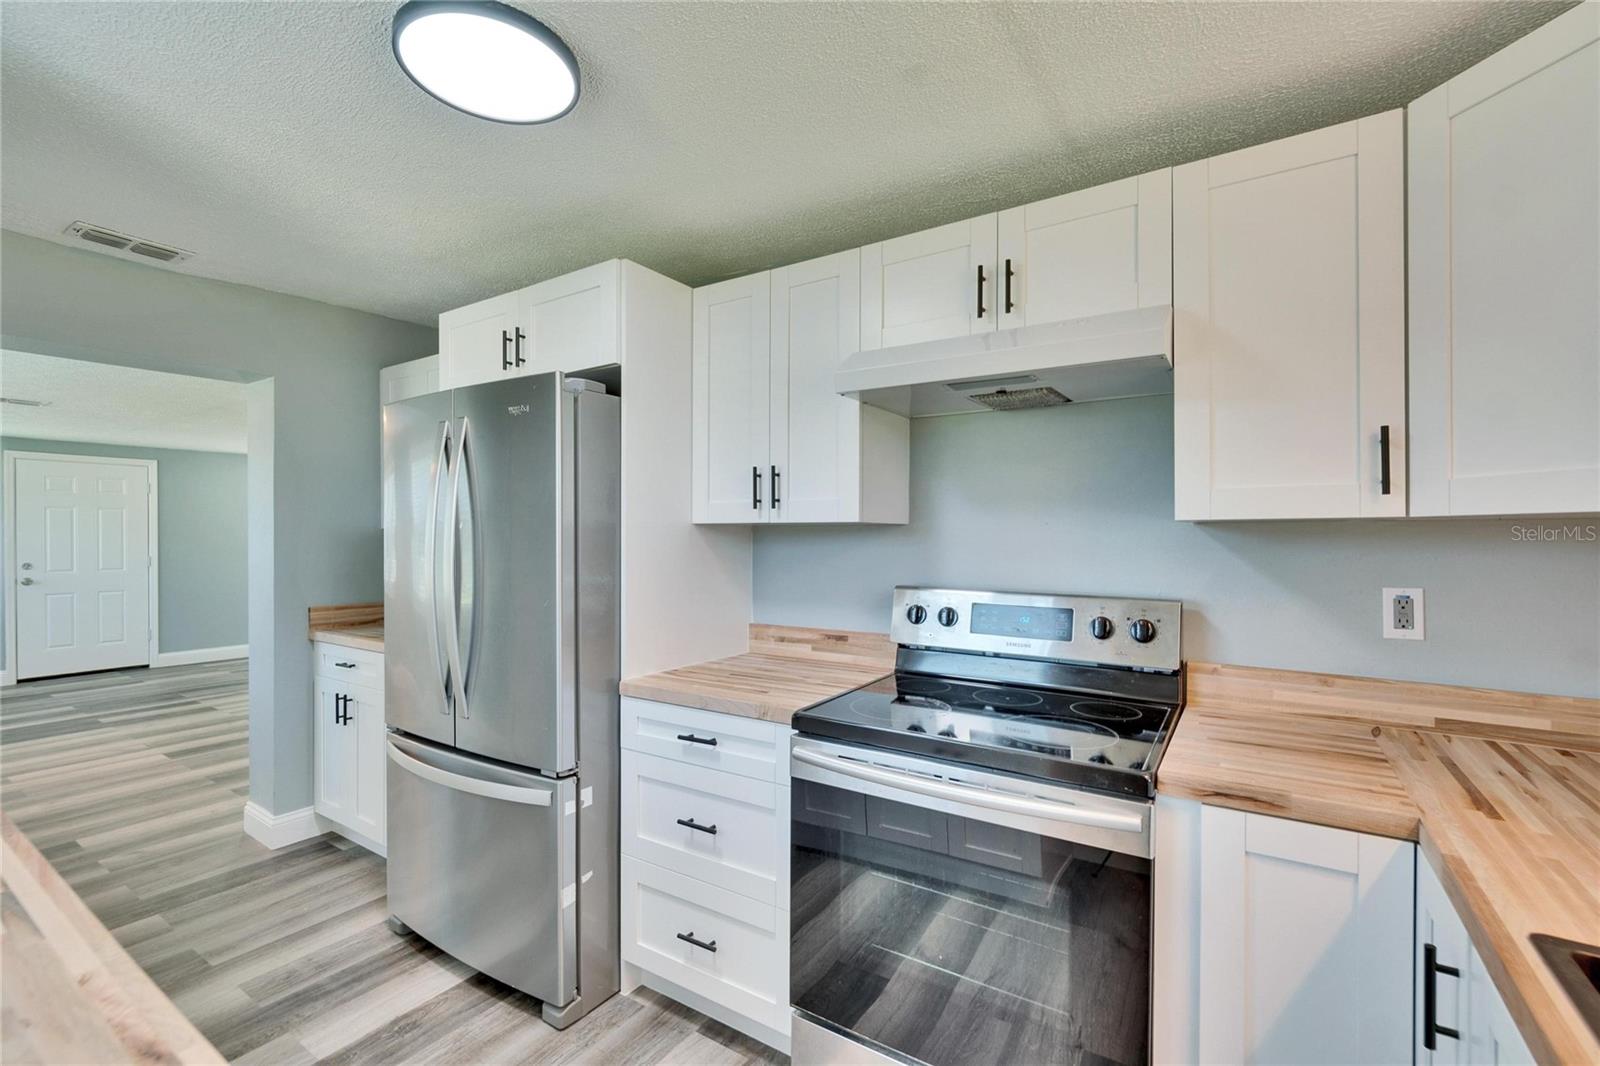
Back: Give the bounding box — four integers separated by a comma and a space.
791, 746, 1145, 834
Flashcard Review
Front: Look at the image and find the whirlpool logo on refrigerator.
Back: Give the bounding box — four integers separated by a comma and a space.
506, 404, 530, 416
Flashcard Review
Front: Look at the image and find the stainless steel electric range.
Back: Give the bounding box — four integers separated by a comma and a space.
789, 587, 1183, 1066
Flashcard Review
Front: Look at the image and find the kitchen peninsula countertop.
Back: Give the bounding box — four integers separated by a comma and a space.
619, 624, 895, 724
0, 813, 225, 1065
1159, 661, 1600, 1066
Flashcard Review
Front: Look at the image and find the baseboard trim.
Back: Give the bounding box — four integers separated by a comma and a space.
154, 644, 248, 669
242, 802, 324, 850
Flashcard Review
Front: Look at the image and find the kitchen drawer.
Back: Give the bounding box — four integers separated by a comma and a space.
315, 642, 383, 688
620, 698, 787, 782
622, 750, 789, 909
621, 856, 788, 1034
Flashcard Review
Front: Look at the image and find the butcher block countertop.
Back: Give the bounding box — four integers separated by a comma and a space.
619, 624, 895, 724
306, 603, 383, 652
1161, 662, 1600, 1066
0, 813, 224, 1065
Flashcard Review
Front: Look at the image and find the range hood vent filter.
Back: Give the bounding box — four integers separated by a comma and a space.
967, 386, 1071, 411
65, 222, 192, 265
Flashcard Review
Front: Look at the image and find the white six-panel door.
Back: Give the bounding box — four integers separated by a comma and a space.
1173, 110, 1407, 520
692, 273, 772, 523
1408, 3, 1600, 516
11, 455, 153, 679
998, 170, 1172, 329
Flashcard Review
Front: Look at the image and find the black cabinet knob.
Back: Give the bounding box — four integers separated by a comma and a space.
937, 606, 959, 628
1090, 616, 1114, 640
1129, 618, 1157, 644
905, 604, 928, 625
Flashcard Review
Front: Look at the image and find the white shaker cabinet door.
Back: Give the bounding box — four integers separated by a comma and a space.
692, 273, 772, 523
859, 214, 998, 351
1409, 3, 1600, 516
313, 680, 356, 825
1196, 807, 1414, 1066
350, 684, 386, 847
1173, 111, 1406, 520
1417, 845, 1473, 1065
439, 289, 521, 390
518, 260, 621, 375
997, 169, 1171, 330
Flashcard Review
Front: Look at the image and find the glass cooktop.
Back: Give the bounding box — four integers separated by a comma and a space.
793, 672, 1181, 797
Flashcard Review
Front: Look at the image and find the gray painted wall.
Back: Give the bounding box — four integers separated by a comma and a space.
0, 436, 247, 664
1, 231, 437, 813
753, 396, 1600, 699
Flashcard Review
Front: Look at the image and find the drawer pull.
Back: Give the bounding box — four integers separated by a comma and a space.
675, 817, 718, 835
675, 733, 718, 747
335, 661, 357, 669
676, 931, 717, 953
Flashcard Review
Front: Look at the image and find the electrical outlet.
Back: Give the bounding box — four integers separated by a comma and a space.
1382, 587, 1424, 640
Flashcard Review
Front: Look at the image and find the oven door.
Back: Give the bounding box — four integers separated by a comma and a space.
789, 736, 1152, 1066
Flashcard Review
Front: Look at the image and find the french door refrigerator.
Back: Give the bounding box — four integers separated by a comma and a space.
381, 371, 620, 1029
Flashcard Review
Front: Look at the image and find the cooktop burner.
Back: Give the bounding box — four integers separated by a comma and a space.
794, 671, 1181, 797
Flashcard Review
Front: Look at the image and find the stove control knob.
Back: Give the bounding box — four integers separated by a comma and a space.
1128, 618, 1157, 644
936, 606, 959, 628
1089, 616, 1114, 640
905, 604, 928, 625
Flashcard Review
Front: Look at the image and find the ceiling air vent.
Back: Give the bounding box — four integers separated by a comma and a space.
65, 221, 192, 264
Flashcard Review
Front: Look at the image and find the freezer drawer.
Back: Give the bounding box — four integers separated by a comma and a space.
386, 734, 577, 1005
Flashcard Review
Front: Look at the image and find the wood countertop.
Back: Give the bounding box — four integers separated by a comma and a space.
1160, 662, 1600, 1066
307, 603, 384, 652
619, 624, 895, 724
308, 624, 384, 653
0, 813, 224, 1065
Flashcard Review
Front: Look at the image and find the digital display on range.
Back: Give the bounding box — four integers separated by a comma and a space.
970, 603, 1074, 642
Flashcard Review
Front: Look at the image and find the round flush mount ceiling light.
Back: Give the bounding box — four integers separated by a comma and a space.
392, 1, 579, 124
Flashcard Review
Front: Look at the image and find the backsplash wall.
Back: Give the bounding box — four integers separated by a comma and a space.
752, 395, 1600, 699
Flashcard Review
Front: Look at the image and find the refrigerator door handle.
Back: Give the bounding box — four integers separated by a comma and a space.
444, 418, 469, 721
428, 421, 453, 713
457, 415, 483, 714
387, 739, 552, 806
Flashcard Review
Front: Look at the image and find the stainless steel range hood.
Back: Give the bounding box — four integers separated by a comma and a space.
835, 305, 1173, 417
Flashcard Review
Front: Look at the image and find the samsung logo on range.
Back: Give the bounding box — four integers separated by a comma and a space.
507, 404, 531, 416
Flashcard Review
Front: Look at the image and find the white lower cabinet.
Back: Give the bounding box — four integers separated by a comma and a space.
619, 698, 790, 1053
1153, 798, 1414, 1065
312, 641, 386, 853
1417, 848, 1534, 1066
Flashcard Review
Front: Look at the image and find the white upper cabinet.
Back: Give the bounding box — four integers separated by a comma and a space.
997, 170, 1171, 329
692, 272, 772, 523
860, 215, 998, 350
1408, 3, 1600, 516
439, 289, 521, 389
380, 354, 440, 404
439, 261, 621, 389
1173, 111, 1407, 520
693, 253, 909, 525
771, 250, 908, 524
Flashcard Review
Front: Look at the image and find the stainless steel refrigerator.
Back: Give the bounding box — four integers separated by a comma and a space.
381, 371, 619, 1029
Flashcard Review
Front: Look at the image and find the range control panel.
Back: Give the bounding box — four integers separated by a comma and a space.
890, 586, 1182, 673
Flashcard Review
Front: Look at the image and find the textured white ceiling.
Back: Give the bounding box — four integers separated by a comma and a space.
0, 1, 1573, 326
0, 350, 247, 453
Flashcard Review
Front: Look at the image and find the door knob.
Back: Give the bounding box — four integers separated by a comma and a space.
19, 577, 34, 585
20, 562, 33, 570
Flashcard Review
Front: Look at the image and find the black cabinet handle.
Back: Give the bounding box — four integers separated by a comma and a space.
335, 661, 356, 669
675, 733, 718, 747
514, 327, 526, 367
976, 264, 987, 319
676, 931, 717, 953
751, 466, 762, 511
335, 693, 350, 725
676, 817, 718, 835
771, 466, 780, 510
501, 329, 512, 371
1379, 424, 1392, 496
1004, 258, 1015, 314
1423, 943, 1462, 1049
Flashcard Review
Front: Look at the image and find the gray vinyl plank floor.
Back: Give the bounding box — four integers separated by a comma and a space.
0, 661, 784, 1065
